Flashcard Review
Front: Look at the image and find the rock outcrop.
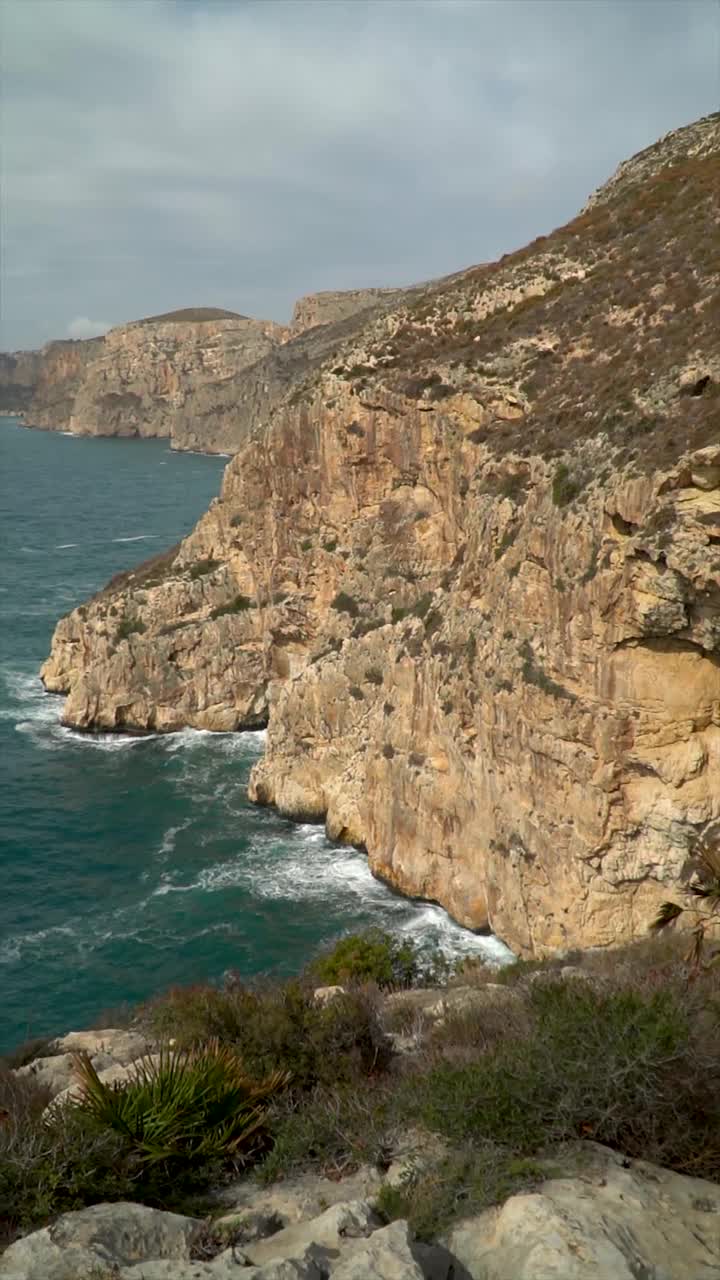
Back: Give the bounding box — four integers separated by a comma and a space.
19, 310, 287, 447
0, 350, 43, 413
41, 112, 720, 955
446, 1141, 720, 1280
3, 1145, 719, 1279
289, 288, 401, 335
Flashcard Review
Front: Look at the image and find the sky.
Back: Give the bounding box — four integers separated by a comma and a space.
1, 0, 718, 351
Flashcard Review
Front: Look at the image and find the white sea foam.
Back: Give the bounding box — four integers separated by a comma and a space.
112, 534, 157, 543
55, 543, 79, 549
0, 924, 79, 966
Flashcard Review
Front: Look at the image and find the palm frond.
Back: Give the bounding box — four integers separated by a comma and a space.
70, 1039, 288, 1167
649, 901, 684, 932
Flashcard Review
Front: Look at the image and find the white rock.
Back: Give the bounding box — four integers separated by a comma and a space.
121, 1250, 323, 1278
15, 1029, 151, 1101
446, 1142, 720, 1279
330, 1221, 426, 1279
0, 1203, 198, 1280
53, 1029, 149, 1063
313, 985, 347, 1005
243, 1199, 378, 1268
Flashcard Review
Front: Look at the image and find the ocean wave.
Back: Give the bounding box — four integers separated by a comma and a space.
55, 543, 79, 549
0, 924, 78, 966
111, 534, 157, 543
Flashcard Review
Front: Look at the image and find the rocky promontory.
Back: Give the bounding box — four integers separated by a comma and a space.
41, 111, 720, 956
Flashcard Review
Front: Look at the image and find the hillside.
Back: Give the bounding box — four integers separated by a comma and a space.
41, 112, 720, 956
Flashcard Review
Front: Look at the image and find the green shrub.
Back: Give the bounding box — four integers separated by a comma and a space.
141, 980, 389, 1091
116, 616, 146, 640
331, 591, 359, 618
259, 1079, 393, 1184
210, 594, 254, 620
400, 981, 720, 1177
551, 463, 581, 507
310, 929, 420, 990
71, 1041, 283, 1168
376, 1148, 546, 1241
0, 1070, 137, 1248
188, 558, 221, 581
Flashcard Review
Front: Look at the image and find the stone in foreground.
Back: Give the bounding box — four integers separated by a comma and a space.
446, 1143, 720, 1279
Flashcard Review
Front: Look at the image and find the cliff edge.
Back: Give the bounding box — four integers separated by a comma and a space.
41, 112, 720, 955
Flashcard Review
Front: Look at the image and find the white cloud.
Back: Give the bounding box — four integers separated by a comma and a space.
66, 316, 112, 340
1, 0, 718, 349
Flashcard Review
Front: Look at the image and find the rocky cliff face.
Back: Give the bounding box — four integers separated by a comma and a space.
0, 349, 43, 412
42, 113, 720, 956
27, 338, 105, 428
290, 287, 401, 335
21, 310, 287, 446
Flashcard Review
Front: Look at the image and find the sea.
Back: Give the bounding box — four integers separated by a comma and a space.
0, 417, 510, 1053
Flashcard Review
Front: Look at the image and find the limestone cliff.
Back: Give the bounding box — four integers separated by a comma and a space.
0, 349, 43, 413
23, 309, 286, 446
42, 112, 720, 956
290, 287, 401, 335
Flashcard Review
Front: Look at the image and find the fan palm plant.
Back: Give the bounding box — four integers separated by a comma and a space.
649, 824, 720, 971
70, 1039, 287, 1168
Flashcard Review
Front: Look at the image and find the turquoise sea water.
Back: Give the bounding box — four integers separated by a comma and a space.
0, 418, 509, 1053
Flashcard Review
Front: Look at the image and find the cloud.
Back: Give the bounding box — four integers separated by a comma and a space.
1, 0, 718, 349
66, 316, 112, 340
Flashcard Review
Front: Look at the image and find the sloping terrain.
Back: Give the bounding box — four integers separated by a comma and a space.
41, 112, 720, 955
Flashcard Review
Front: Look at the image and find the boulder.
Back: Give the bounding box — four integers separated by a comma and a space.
15, 1029, 151, 1101
214, 1165, 383, 1225
330, 1221, 430, 1279
446, 1142, 720, 1279
312, 985, 347, 1005
121, 1251, 324, 1278
242, 1199, 378, 1269
0, 1203, 198, 1280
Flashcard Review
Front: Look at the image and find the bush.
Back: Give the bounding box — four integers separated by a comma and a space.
116, 616, 146, 640
400, 980, 720, 1179
0, 1069, 137, 1248
140, 979, 390, 1091
331, 591, 359, 618
71, 1040, 284, 1169
551, 463, 581, 507
210, 594, 253, 620
310, 929, 420, 990
188, 558, 221, 581
376, 1147, 547, 1241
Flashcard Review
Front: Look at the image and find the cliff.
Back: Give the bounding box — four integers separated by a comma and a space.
19, 309, 287, 446
0, 349, 43, 413
42, 112, 720, 956
290, 287, 401, 335
27, 338, 105, 428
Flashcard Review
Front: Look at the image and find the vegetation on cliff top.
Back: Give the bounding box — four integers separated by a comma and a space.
2, 927, 719, 1250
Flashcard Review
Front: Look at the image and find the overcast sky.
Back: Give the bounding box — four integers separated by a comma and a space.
1, 0, 718, 351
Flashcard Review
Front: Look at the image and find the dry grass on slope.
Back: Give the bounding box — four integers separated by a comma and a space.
338, 143, 718, 475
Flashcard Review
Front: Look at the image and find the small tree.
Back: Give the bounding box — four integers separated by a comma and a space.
650, 824, 720, 970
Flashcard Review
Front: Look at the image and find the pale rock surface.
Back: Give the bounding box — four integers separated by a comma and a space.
446, 1143, 720, 1280
214, 1164, 383, 1225
241, 1199, 378, 1268
330, 1220, 427, 1279
312, 985, 347, 1004
0, 1203, 198, 1280
15, 1029, 151, 1100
